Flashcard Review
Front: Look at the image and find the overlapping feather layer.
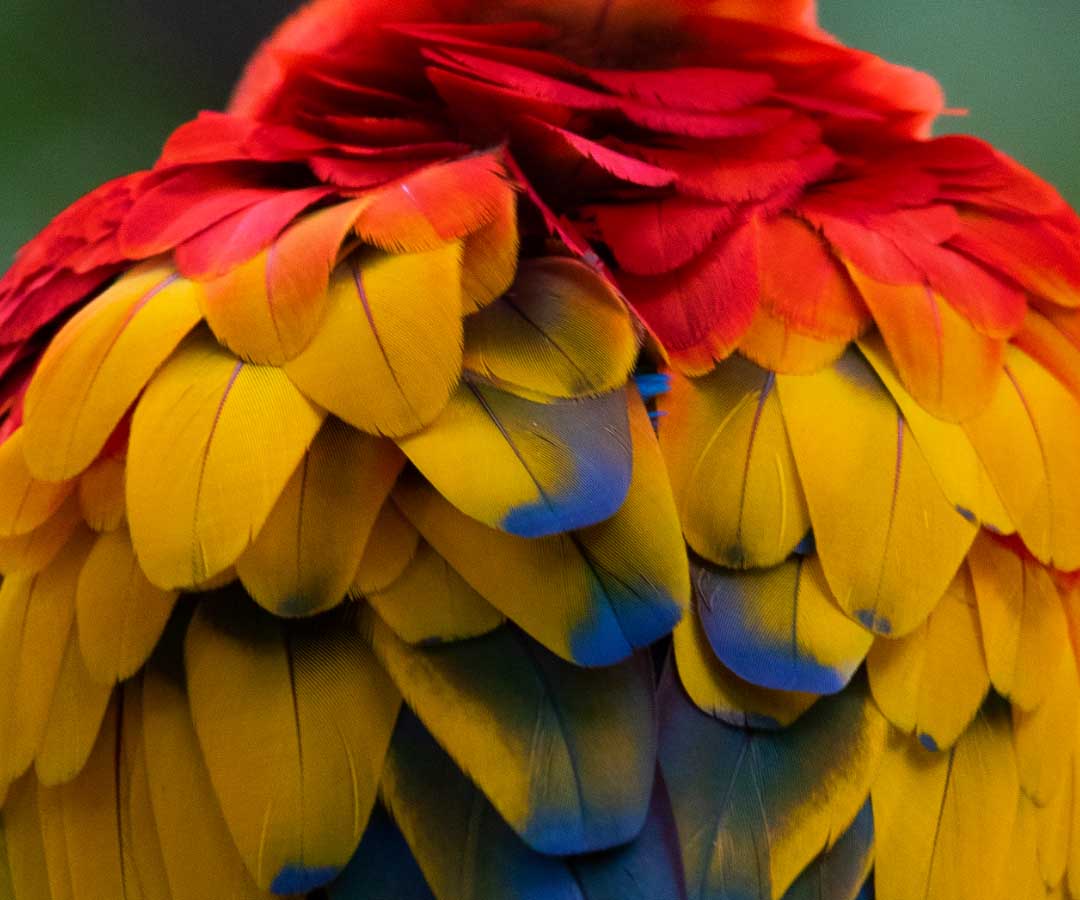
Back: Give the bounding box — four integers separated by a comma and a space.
0, 1, 1079, 899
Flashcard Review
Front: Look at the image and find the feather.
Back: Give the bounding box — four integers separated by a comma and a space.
20, 265, 202, 481
756, 215, 870, 342
76, 454, 126, 532
695, 554, 873, 695
5, 530, 94, 782
3, 775, 50, 900
397, 379, 631, 539
967, 532, 1069, 711
866, 567, 989, 751
1037, 763, 1071, 890
659, 667, 886, 900
462, 257, 638, 399
75, 526, 179, 684
371, 618, 656, 855
522, 120, 677, 188
0, 429, 73, 537
845, 265, 1003, 422
872, 705, 1019, 900
35, 629, 112, 786
0, 818, 13, 900
368, 541, 503, 644
777, 350, 976, 636
460, 184, 518, 313
658, 357, 810, 569
284, 243, 464, 437
236, 419, 404, 617
1012, 643, 1080, 806
860, 335, 1011, 533
380, 708, 587, 900
0, 493, 82, 577
141, 663, 273, 900
328, 803, 436, 900
350, 500, 420, 596
738, 304, 850, 375
35, 776, 74, 900
1002, 796, 1046, 900
621, 223, 759, 376
184, 595, 401, 892
780, 801, 873, 900
671, 607, 818, 730
194, 198, 367, 366
351, 153, 512, 254
964, 347, 1080, 570
127, 330, 324, 589
393, 389, 686, 666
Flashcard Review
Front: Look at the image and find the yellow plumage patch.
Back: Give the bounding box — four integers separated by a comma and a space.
0, 494, 82, 577
367, 541, 504, 644
76, 455, 126, 533
284, 244, 464, 437
21, 264, 202, 481
659, 356, 810, 569
75, 527, 179, 684
236, 419, 404, 617
0, 430, 73, 538
968, 532, 1070, 711
872, 707, 1019, 900
349, 500, 420, 597
127, 330, 324, 589
3, 776, 50, 900
778, 351, 976, 636
462, 257, 638, 398
185, 599, 401, 892
460, 184, 519, 313
739, 303, 850, 375
866, 567, 989, 750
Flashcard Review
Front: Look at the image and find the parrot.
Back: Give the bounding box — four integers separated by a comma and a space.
0, 1, 1077, 899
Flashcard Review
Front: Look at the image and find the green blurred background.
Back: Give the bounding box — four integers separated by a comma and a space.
1, 1, 1077, 265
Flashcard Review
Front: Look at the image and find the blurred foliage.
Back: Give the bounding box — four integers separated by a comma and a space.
1, 1, 1078, 265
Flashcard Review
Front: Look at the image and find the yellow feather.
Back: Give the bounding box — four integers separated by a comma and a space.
349, 500, 420, 596
866, 567, 989, 751
778, 350, 976, 636
6, 530, 94, 782
671, 600, 818, 729
846, 265, 1003, 422
738, 303, 849, 375
236, 419, 404, 617
1070, 742, 1080, 899
1002, 796, 1048, 900
76, 454, 126, 532
34, 630, 112, 787
0, 493, 82, 577
1038, 761, 1072, 890
968, 532, 1069, 711
75, 527, 179, 684
21, 264, 202, 481
127, 330, 324, 589
36, 778, 74, 900
462, 257, 638, 399
3, 776, 51, 900
872, 707, 1019, 900
0, 578, 33, 795
141, 665, 272, 900
965, 346, 1080, 570
367, 540, 504, 644
0, 429, 73, 537
659, 356, 810, 568
121, 682, 175, 900
393, 389, 688, 665
861, 334, 1012, 533
284, 243, 463, 437
460, 185, 518, 313
185, 600, 401, 892
1013, 642, 1080, 806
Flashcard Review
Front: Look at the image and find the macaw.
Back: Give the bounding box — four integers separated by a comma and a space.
0, 1, 1076, 899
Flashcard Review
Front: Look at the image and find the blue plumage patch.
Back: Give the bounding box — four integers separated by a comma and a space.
856, 609, 892, 635
271, 864, 342, 894
633, 372, 671, 401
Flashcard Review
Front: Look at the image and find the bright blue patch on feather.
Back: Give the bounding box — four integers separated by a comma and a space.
633, 373, 671, 401
793, 530, 816, 556
856, 609, 891, 635
271, 864, 341, 894
918, 733, 939, 752
717, 637, 848, 695
501, 465, 630, 538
